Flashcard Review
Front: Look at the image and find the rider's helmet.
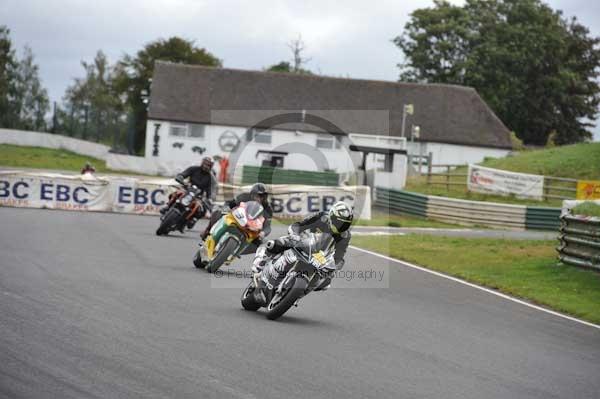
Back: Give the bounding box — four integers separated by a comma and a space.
200, 157, 214, 173
329, 201, 353, 234
250, 182, 268, 203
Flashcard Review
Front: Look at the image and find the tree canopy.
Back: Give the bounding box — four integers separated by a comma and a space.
394, 0, 600, 145
0, 26, 49, 131
113, 37, 221, 154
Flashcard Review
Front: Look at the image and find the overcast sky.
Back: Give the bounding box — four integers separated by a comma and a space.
3, 0, 599, 139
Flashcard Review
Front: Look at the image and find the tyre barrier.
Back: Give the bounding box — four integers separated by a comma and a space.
374, 187, 561, 230
557, 214, 600, 271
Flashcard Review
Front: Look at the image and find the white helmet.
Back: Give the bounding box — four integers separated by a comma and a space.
329, 201, 353, 234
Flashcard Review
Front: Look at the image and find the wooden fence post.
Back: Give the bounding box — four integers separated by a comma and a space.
426, 153, 433, 186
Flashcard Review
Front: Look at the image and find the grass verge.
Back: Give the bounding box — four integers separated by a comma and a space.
352, 234, 600, 324
0, 144, 110, 172
572, 202, 600, 217
405, 142, 600, 208
406, 172, 563, 207
273, 211, 461, 229
353, 210, 460, 228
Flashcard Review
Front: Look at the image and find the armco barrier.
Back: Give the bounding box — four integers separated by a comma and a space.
427, 196, 526, 229
375, 187, 561, 230
526, 207, 562, 230
374, 187, 427, 217
557, 215, 600, 270
242, 166, 339, 186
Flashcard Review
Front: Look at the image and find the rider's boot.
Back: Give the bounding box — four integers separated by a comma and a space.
251, 245, 269, 274
187, 217, 197, 229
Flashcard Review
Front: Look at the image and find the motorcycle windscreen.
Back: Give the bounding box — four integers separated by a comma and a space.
243, 201, 264, 219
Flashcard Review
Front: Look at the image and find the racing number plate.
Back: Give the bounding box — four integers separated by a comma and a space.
313, 251, 327, 266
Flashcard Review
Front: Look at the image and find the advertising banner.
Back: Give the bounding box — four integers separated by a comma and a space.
467, 165, 544, 200
111, 177, 177, 215
0, 172, 112, 211
576, 180, 600, 200
267, 185, 371, 220
0, 171, 371, 219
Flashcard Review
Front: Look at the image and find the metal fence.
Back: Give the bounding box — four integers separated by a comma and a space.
557, 215, 600, 271
423, 164, 577, 201
375, 187, 561, 230
242, 165, 339, 186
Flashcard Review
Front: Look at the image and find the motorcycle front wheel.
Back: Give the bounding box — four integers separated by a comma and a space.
156, 208, 181, 236
206, 237, 238, 273
265, 275, 308, 320
241, 281, 261, 311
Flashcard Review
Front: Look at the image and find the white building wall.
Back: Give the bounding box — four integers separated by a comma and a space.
145, 120, 359, 175
406, 141, 510, 168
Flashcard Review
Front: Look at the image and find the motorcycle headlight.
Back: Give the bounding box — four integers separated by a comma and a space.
232, 208, 247, 226
181, 194, 193, 206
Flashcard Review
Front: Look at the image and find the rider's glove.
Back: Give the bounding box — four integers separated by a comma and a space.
175, 174, 185, 184
287, 224, 300, 236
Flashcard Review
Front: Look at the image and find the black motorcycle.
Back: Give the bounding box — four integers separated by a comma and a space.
241, 232, 336, 320
156, 184, 211, 236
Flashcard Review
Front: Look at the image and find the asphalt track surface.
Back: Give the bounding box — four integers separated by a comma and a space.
1, 208, 599, 399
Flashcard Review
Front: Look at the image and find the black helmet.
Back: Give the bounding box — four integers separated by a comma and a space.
200, 157, 214, 172
250, 183, 268, 201
329, 201, 353, 234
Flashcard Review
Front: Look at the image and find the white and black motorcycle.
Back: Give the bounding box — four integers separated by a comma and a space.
240, 232, 336, 320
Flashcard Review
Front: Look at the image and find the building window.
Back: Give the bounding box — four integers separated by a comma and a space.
170, 124, 187, 137
316, 134, 333, 149
169, 123, 205, 139
246, 128, 272, 143
189, 124, 205, 139
316, 134, 342, 149
253, 129, 272, 144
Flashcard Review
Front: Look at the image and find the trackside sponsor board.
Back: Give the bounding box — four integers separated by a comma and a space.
264, 185, 370, 220
0, 172, 112, 211
111, 178, 177, 215
467, 165, 544, 200
0, 172, 371, 219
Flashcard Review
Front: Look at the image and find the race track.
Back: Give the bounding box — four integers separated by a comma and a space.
1, 208, 599, 399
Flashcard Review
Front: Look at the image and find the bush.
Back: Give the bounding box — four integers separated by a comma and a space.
572, 202, 600, 217
510, 131, 525, 151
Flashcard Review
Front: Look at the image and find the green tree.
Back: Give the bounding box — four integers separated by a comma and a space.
267, 61, 293, 73
13, 46, 49, 131
394, 0, 600, 145
61, 50, 126, 145
113, 37, 221, 154
266, 60, 312, 74
0, 26, 19, 128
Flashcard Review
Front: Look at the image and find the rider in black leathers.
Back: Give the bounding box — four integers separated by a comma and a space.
252, 201, 353, 291
160, 157, 217, 228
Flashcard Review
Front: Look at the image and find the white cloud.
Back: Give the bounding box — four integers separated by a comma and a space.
3, 0, 599, 139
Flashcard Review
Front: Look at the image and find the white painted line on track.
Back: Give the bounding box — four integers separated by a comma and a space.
351, 232, 406, 236
350, 245, 600, 331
